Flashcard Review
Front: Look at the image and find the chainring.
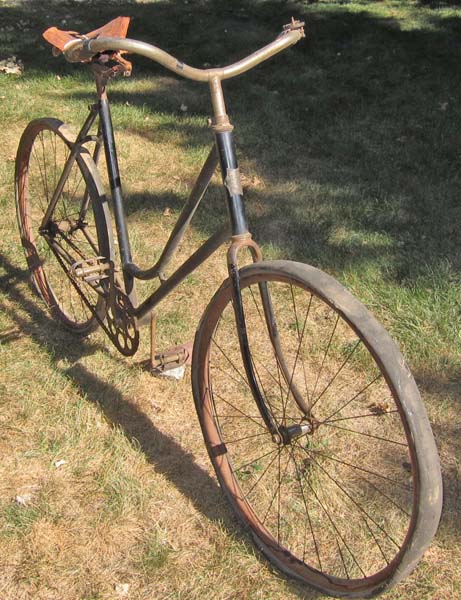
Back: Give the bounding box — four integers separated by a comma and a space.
105, 282, 139, 356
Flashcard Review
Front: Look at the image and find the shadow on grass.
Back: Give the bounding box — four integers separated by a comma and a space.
3, 1, 460, 285
0, 251, 226, 518
0, 250, 320, 599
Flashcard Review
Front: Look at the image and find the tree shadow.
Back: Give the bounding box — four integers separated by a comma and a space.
3, 0, 458, 286
419, 0, 461, 7
3, 0, 460, 591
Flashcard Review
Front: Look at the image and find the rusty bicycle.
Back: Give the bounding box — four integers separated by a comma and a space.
15, 17, 442, 598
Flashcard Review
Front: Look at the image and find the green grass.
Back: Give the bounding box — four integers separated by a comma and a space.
1, 1, 461, 599
1, 503, 41, 538
138, 532, 172, 575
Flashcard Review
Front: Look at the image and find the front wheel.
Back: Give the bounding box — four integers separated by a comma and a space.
192, 260, 442, 598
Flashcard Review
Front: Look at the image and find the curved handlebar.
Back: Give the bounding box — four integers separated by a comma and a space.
63, 21, 305, 82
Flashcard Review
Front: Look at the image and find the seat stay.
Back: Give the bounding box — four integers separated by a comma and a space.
41, 107, 99, 230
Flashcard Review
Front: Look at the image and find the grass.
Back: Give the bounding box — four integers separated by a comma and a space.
1, 0, 460, 598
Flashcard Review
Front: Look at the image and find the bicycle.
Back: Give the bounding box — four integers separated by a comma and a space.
15, 16, 442, 598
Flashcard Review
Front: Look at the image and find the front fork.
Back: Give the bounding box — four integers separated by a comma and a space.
213, 122, 281, 439
214, 115, 311, 440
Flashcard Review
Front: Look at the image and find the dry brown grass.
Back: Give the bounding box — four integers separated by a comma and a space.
0, 114, 314, 599
1, 7, 460, 595
2, 111, 458, 597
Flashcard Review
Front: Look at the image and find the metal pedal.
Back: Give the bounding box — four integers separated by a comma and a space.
149, 311, 192, 376
151, 341, 193, 373
71, 256, 110, 283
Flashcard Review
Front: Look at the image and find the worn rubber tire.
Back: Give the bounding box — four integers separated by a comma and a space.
192, 260, 442, 598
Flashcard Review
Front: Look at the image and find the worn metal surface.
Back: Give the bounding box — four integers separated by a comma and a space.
126, 145, 219, 281
224, 168, 243, 196
215, 131, 248, 236
61, 20, 305, 82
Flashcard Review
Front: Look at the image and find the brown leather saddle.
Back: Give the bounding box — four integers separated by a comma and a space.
43, 16, 132, 75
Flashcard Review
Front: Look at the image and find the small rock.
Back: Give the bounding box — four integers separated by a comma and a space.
115, 583, 130, 597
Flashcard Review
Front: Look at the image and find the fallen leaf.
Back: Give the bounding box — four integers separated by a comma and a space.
15, 494, 33, 506
0, 56, 24, 75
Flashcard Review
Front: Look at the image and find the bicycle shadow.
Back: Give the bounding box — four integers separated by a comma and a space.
0, 250, 320, 599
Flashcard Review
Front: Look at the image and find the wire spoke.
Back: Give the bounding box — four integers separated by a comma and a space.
325, 409, 399, 424
296, 443, 403, 550
243, 447, 282, 500
284, 292, 313, 417
248, 284, 291, 407
261, 448, 292, 528
211, 389, 267, 431
224, 430, 272, 445
311, 339, 361, 408
321, 373, 384, 424
294, 451, 366, 577
311, 313, 340, 404
289, 445, 323, 570
211, 335, 253, 393
290, 284, 311, 403
306, 447, 412, 490
322, 422, 407, 446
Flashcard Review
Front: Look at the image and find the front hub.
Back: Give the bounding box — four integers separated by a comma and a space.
278, 419, 318, 445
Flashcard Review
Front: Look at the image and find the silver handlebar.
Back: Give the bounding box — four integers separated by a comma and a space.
63, 22, 305, 82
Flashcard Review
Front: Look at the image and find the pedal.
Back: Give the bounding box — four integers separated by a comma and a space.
150, 341, 193, 375
71, 256, 110, 283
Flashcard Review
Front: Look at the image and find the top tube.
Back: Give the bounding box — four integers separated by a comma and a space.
63, 20, 305, 82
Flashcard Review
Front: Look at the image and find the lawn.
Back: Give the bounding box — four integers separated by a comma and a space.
0, 1, 460, 599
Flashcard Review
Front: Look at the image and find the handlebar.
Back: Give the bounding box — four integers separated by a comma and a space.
63, 20, 305, 82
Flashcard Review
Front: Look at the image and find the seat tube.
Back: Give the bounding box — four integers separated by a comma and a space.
98, 88, 135, 296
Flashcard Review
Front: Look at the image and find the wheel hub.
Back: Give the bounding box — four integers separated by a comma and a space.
277, 418, 318, 445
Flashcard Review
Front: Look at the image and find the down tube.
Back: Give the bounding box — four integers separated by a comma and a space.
134, 225, 230, 320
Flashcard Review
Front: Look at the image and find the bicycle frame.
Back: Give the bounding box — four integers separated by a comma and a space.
88, 66, 253, 319
41, 53, 289, 437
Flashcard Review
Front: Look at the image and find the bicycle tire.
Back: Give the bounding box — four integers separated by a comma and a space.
192, 260, 442, 598
15, 118, 113, 334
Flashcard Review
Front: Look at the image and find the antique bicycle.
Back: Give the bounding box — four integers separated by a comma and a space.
15, 16, 442, 598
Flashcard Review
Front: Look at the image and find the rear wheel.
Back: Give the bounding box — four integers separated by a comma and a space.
15, 118, 112, 334
193, 260, 442, 598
